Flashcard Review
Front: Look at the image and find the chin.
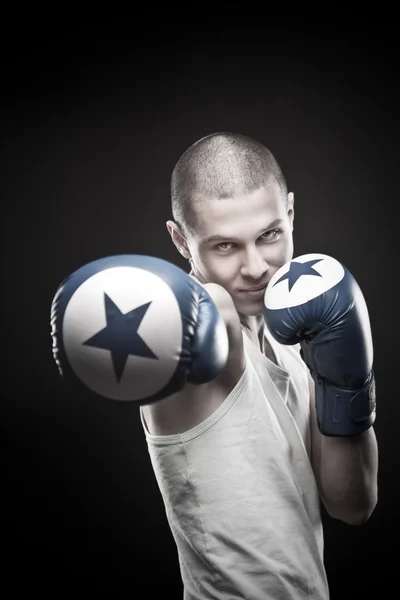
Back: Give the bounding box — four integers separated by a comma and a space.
235, 300, 265, 318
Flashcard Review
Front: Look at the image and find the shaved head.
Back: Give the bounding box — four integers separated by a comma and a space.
171, 132, 288, 238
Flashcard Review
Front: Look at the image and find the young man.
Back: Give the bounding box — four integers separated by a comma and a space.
50, 131, 378, 599
139, 132, 378, 599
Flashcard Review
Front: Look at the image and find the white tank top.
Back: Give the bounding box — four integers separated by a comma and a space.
140, 327, 330, 599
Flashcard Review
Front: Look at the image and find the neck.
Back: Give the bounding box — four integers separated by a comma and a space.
239, 314, 266, 353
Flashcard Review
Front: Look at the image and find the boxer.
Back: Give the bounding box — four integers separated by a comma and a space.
51, 132, 378, 600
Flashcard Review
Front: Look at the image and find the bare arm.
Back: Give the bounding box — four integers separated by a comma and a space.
309, 371, 378, 525
141, 279, 244, 436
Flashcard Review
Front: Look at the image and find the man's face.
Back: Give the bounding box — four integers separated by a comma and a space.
188, 181, 294, 316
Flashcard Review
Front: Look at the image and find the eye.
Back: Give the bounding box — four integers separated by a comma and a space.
215, 242, 234, 252
260, 228, 282, 242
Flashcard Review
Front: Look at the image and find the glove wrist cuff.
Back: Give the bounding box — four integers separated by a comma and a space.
314, 372, 376, 437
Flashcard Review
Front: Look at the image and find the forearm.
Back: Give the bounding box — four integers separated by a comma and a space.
317, 427, 378, 524
310, 378, 378, 525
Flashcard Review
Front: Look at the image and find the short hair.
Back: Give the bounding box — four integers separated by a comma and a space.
171, 132, 288, 238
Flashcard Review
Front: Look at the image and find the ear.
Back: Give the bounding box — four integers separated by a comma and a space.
287, 192, 295, 230
166, 220, 192, 259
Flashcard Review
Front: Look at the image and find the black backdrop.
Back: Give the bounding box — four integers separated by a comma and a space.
2, 25, 397, 598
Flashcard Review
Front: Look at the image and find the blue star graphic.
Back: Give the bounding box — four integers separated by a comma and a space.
273, 258, 324, 292
83, 293, 158, 382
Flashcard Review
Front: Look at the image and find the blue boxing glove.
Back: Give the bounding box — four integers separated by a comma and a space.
50, 255, 229, 404
263, 253, 376, 437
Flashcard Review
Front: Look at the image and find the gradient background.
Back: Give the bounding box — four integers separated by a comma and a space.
2, 25, 397, 598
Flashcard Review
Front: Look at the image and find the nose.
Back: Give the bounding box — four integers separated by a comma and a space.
240, 247, 269, 280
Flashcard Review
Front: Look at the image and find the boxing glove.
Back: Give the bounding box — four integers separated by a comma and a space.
263, 253, 376, 437
50, 254, 229, 404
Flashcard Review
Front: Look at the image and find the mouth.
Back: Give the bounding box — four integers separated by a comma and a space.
238, 283, 268, 298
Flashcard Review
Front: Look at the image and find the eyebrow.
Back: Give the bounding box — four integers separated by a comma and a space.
202, 218, 284, 245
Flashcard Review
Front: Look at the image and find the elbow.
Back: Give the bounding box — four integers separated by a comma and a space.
326, 497, 378, 526
340, 508, 375, 527
323, 487, 378, 526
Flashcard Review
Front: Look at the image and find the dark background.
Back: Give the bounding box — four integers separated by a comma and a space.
2, 24, 397, 597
